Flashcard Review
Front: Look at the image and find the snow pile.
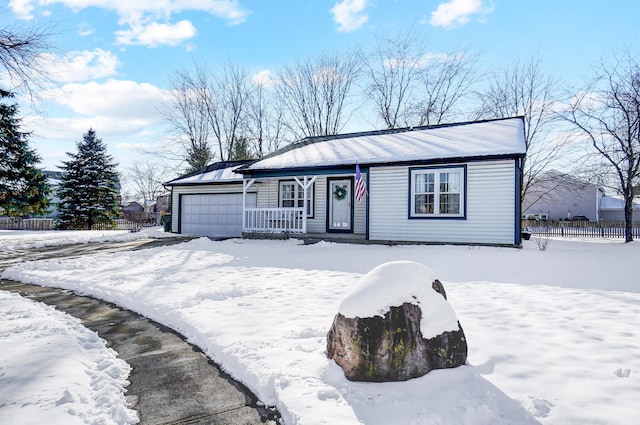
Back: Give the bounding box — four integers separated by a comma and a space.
2, 237, 639, 425
0, 291, 138, 425
0, 227, 174, 252
339, 260, 459, 338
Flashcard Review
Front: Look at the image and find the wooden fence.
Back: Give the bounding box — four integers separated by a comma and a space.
0, 217, 54, 230
0, 217, 151, 232
523, 220, 640, 238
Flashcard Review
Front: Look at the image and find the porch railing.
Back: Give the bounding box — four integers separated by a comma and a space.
244, 208, 305, 234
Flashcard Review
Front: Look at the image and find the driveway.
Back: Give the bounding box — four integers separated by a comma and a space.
0, 237, 280, 425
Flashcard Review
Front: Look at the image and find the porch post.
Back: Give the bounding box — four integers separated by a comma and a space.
294, 176, 317, 234
302, 177, 308, 233
243, 178, 255, 232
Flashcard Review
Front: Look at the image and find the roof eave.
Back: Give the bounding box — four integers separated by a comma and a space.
238, 152, 526, 177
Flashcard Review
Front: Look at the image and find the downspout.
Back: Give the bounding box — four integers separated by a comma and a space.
162, 184, 174, 233
515, 158, 523, 246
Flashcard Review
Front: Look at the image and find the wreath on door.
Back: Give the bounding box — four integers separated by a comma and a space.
333, 186, 347, 200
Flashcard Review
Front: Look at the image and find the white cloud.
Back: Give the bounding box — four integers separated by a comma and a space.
115, 20, 197, 47
330, 0, 369, 32
10, 0, 250, 46
44, 79, 169, 120
77, 22, 94, 36
46, 49, 120, 83
115, 142, 157, 152
252, 69, 276, 88
23, 79, 170, 166
430, 0, 493, 29
8, 0, 36, 19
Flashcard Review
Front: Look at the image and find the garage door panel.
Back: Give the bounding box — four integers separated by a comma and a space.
180, 193, 256, 237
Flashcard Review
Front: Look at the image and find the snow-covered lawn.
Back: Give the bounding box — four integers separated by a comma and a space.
1, 234, 639, 425
0, 291, 138, 425
0, 227, 175, 252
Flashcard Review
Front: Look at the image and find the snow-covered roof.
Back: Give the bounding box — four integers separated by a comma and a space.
167, 163, 246, 185
240, 117, 526, 173
600, 196, 640, 210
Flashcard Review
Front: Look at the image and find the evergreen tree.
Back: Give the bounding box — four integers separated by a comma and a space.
57, 129, 120, 229
0, 89, 49, 217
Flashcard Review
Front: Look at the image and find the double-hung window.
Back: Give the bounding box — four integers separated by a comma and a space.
410, 167, 465, 218
279, 181, 314, 217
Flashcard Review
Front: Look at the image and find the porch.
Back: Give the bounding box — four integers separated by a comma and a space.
243, 207, 306, 234
240, 174, 366, 237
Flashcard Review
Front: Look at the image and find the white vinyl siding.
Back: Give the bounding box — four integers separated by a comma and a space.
369, 160, 516, 244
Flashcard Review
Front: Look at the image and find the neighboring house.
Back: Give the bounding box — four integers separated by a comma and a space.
599, 196, 640, 221
122, 201, 145, 221
167, 117, 527, 246
154, 193, 171, 215
522, 171, 604, 221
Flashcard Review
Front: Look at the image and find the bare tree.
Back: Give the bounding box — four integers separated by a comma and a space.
474, 54, 568, 202
204, 61, 252, 160
0, 18, 56, 97
414, 49, 478, 126
566, 51, 640, 242
363, 31, 423, 129
126, 159, 171, 204
246, 77, 288, 157
276, 50, 361, 138
159, 65, 214, 173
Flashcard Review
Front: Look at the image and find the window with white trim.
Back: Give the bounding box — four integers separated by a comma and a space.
410, 167, 465, 218
279, 181, 314, 217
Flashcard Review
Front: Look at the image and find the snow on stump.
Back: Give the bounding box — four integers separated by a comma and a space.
326, 261, 467, 382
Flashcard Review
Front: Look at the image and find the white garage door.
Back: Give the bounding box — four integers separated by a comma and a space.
180, 193, 256, 237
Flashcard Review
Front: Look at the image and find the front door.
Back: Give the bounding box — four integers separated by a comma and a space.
328, 178, 353, 232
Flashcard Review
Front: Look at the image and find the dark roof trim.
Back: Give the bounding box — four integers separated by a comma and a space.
165, 160, 254, 186
166, 180, 245, 188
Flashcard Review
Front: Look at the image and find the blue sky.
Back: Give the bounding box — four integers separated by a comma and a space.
3, 0, 639, 176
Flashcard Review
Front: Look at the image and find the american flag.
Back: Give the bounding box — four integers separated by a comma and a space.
355, 164, 367, 202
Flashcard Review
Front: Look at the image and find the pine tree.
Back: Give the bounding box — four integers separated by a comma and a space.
0, 89, 49, 217
57, 129, 121, 229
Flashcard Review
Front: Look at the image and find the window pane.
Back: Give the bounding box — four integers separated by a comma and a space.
282, 184, 293, 200
440, 172, 460, 193
415, 194, 434, 214
439, 193, 460, 214
415, 173, 434, 193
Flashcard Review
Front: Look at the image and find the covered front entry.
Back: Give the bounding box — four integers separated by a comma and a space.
180, 193, 256, 237
327, 177, 353, 232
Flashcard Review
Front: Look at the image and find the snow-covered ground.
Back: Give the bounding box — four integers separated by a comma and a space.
0, 227, 175, 252
1, 233, 639, 425
0, 291, 138, 425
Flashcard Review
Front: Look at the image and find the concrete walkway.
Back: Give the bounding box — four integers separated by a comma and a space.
0, 238, 280, 425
